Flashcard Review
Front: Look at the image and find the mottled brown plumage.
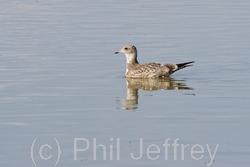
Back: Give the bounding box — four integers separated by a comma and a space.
115, 45, 194, 78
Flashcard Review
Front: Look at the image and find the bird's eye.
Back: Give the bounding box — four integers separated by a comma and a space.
124, 47, 128, 50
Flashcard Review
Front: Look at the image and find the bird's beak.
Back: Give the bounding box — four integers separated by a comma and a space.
114, 50, 120, 54
115, 48, 123, 54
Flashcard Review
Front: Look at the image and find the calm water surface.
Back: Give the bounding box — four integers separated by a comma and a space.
0, 0, 249, 166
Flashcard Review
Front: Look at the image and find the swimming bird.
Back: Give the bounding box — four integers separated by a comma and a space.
115, 45, 194, 78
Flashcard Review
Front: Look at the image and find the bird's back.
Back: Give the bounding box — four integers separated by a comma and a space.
126, 62, 171, 78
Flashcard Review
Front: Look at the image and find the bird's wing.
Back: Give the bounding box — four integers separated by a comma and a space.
129, 62, 165, 78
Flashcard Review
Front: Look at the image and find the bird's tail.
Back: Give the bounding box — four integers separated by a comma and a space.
164, 61, 195, 75
176, 61, 195, 70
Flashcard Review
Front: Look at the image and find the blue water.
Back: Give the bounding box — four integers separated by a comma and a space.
0, 0, 249, 166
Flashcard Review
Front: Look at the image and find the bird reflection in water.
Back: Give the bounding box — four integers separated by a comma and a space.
116, 77, 192, 111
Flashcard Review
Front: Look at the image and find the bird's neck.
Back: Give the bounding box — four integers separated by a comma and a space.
125, 53, 139, 66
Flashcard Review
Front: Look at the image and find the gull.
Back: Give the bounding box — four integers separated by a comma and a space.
115, 45, 194, 78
